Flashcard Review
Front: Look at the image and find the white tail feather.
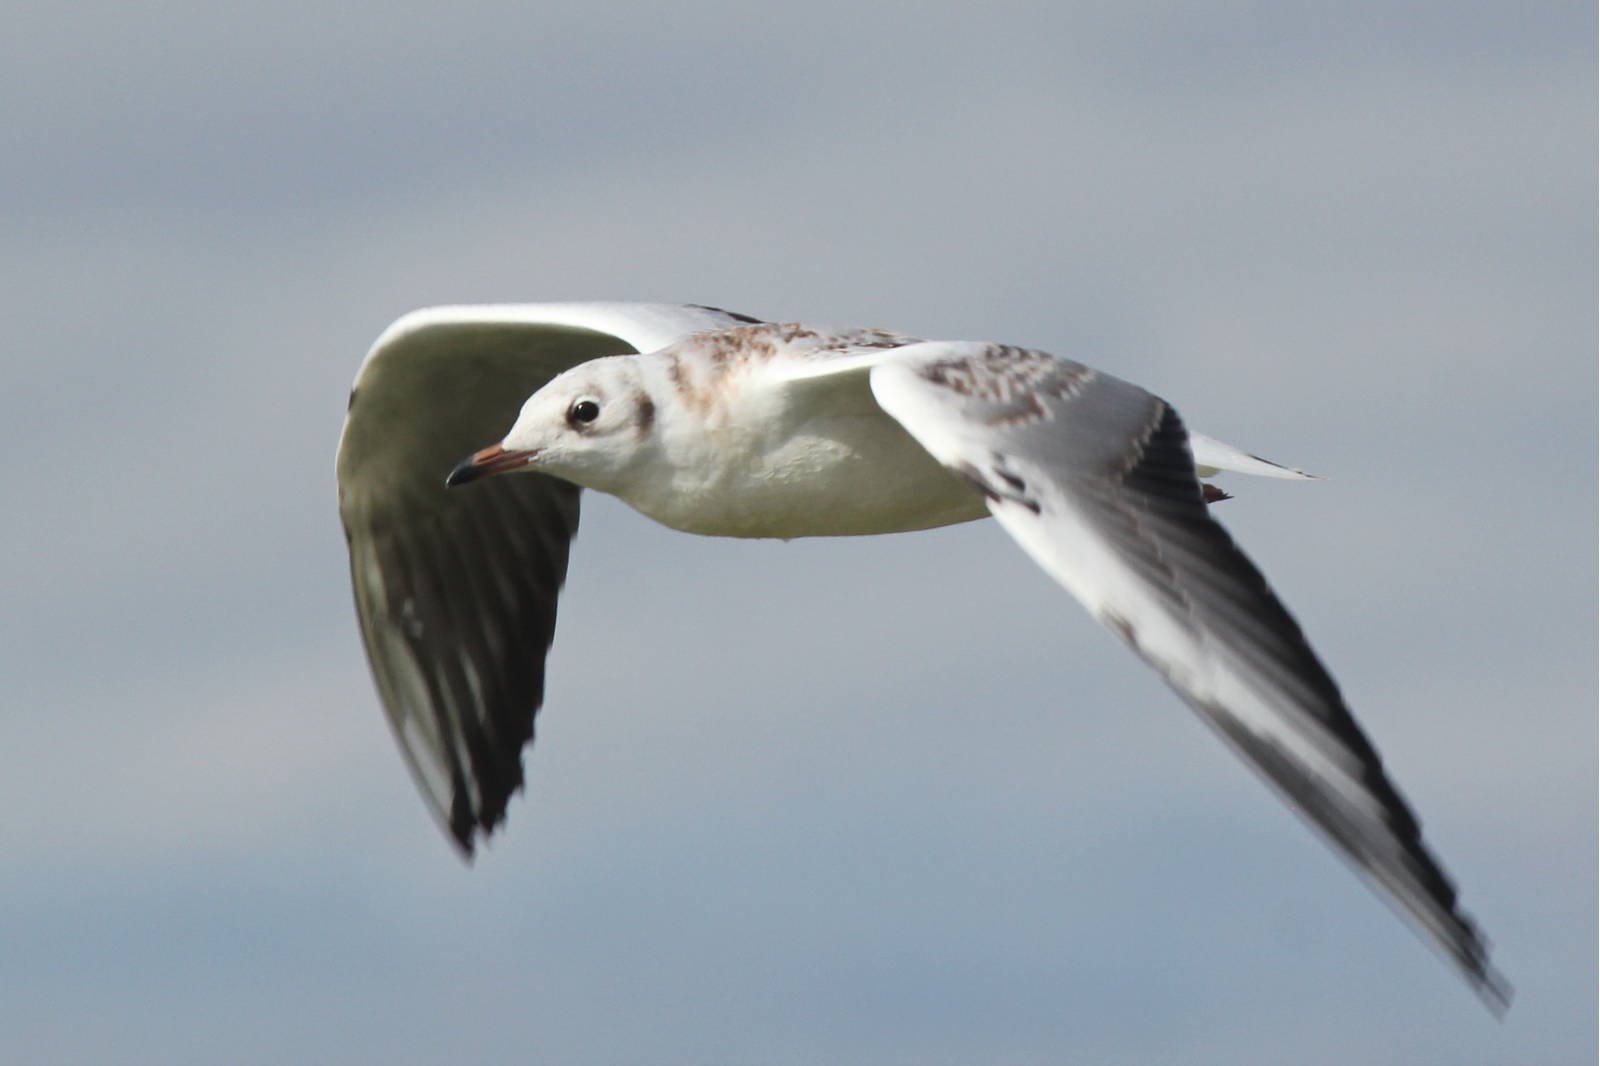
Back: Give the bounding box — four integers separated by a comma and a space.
1189, 432, 1318, 480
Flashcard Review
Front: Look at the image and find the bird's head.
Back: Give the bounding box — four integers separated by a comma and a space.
446, 356, 656, 495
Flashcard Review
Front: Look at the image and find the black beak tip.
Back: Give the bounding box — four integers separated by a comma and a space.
444, 457, 482, 488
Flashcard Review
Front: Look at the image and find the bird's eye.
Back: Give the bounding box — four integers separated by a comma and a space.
568, 399, 601, 427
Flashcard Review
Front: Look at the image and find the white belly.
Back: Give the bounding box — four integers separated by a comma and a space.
625, 405, 989, 539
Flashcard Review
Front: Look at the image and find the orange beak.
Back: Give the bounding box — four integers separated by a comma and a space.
444, 443, 538, 487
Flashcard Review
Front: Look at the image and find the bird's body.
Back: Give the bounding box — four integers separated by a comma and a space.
337, 301, 1509, 1011
483, 324, 988, 538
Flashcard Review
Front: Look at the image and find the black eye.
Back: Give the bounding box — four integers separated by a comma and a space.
568, 399, 601, 426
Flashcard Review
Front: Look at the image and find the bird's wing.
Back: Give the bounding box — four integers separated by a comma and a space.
771, 345, 1314, 483
862, 340, 1508, 1011
337, 302, 758, 855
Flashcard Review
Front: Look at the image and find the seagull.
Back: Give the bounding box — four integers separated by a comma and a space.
336, 301, 1509, 1011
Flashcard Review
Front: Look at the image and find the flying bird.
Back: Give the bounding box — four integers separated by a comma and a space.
336, 302, 1508, 1011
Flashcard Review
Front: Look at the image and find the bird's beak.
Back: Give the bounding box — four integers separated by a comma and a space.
445, 444, 538, 487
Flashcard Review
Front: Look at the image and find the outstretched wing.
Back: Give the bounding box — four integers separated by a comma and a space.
867, 341, 1509, 1011
337, 302, 757, 855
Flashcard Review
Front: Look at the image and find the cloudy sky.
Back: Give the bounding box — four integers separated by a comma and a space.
2, 2, 1593, 1063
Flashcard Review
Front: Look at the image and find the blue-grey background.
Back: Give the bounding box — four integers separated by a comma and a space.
3, 3, 1593, 1064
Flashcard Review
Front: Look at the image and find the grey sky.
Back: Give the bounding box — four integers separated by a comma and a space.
2, 3, 1593, 1064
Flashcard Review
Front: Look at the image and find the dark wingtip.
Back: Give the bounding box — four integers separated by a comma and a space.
1464, 939, 1514, 1019
448, 833, 477, 865
1481, 976, 1514, 1019
445, 796, 480, 863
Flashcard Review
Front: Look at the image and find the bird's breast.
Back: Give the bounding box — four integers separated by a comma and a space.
622, 409, 988, 539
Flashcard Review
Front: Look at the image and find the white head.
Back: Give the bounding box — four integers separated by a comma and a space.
446, 356, 659, 495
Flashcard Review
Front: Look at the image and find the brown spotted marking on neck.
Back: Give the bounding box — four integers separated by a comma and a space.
633, 390, 656, 438
664, 347, 732, 415
667, 322, 915, 413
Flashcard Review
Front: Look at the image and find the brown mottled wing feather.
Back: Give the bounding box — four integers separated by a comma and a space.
337, 304, 756, 855
868, 341, 1509, 1011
